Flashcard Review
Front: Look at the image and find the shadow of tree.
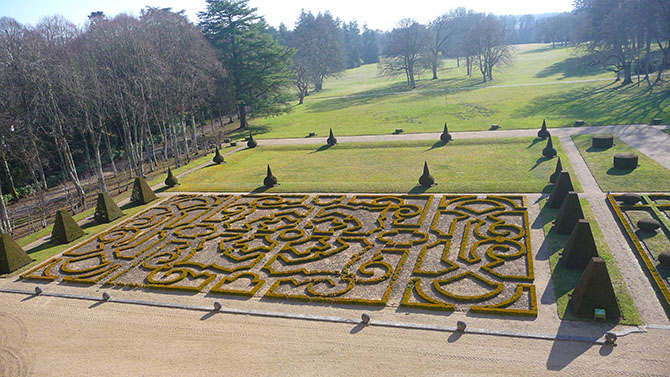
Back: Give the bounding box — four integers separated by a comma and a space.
536, 56, 604, 79
514, 83, 669, 125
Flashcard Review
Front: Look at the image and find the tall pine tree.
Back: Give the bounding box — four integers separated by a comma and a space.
199, 0, 294, 128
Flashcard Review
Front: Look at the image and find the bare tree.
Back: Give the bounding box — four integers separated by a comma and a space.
427, 14, 456, 80
379, 19, 428, 89
471, 14, 514, 82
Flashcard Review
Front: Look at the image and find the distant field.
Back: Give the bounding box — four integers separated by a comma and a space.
172, 137, 581, 193
242, 44, 669, 139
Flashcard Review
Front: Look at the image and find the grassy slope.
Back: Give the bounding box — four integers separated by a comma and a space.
572, 135, 670, 192
541, 198, 642, 325
243, 44, 669, 139
172, 137, 582, 194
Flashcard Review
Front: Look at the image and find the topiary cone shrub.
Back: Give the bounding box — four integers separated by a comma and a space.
131, 177, 158, 205
542, 136, 557, 158
440, 123, 452, 142
94, 192, 124, 223
164, 167, 179, 187
213, 147, 225, 164
327, 128, 337, 146
569, 257, 621, 320
263, 165, 278, 187
537, 119, 550, 139
554, 191, 584, 234
659, 251, 670, 268
549, 157, 562, 184
0, 233, 32, 274
418, 161, 436, 187
547, 171, 574, 209
51, 209, 85, 244
247, 133, 257, 148
561, 219, 599, 269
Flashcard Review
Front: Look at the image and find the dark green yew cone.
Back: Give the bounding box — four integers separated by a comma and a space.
131, 177, 157, 205
213, 147, 225, 164
554, 191, 584, 234
164, 167, 179, 187
549, 157, 562, 184
51, 209, 85, 244
547, 171, 574, 209
0, 233, 32, 274
327, 128, 337, 145
263, 165, 278, 187
440, 123, 452, 142
561, 219, 599, 268
247, 133, 257, 148
94, 192, 124, 223
419, 161, 436, 187
537, 119, 550, 139
542, 136, 557, 158
569, 257, 620, 320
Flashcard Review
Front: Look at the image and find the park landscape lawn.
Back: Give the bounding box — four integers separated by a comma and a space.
237, 44, 669, 139
540, 198, 642, 325
572, 135, 670, 192
172, 136, 581, 193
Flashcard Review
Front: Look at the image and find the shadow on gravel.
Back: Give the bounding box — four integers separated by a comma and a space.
546, 320, 615, 371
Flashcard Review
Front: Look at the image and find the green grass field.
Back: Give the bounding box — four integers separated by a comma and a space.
171, 137, 581, 193
540, 198, 642, 325
240, 44, 669, 139
572, 135, 670, 192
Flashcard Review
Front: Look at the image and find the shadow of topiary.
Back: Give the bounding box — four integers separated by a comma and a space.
250, 186, 271, 194
526, 137, 545, 149
425, 140, 447, 151
407, 185, 430, 194
606, 167, 634, 176
309, 144, 334, 154
530, 156, 552, 171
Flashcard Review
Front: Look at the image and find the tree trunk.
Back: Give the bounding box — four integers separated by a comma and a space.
1, 153, 19, 201
62, 141, 86, 210
89, 129, 107, 193
432, 63, 438, 80
81, 130, 94, 179
0, 172, 12, 233
622, 62, 632, 85
238, 104, 248, 128
298, 89, 305, 105
171, 121, 181, 167
30, 167, 47, 228
180, 116, 190, 163
102, 128, 117, 175
190, 114, 198, 154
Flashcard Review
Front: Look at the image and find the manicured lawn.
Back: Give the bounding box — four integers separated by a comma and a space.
238, 43, 669, 139
172, 137, 581, 193
572, 135, 670, 192
540, 198, 642, 325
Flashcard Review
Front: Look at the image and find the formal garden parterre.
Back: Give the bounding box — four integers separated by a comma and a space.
21, 193, 537, 317
608, 194, 670, 317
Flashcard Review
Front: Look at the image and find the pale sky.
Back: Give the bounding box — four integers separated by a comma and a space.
1, 0, 574, 30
